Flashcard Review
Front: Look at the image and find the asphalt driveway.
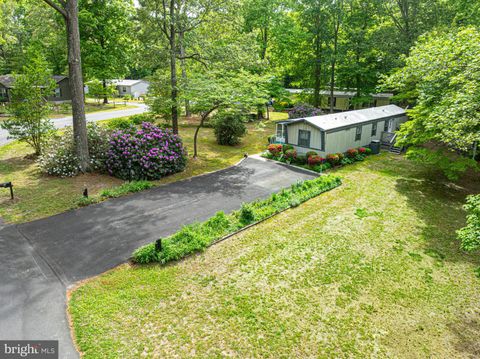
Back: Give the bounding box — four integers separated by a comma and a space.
0, 157, 316, 358
0, 102, 147, 146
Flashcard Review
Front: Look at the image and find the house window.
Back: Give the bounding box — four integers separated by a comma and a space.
276, 124, 285, 138
122, 87, 127, 92
320, 131, 325, 151
298, 129, 311, 147
328, 96, 337, 108
0, 87, 6, 98
371, 122, 377, 136
54, 87, 61, 98
355, 126, 362, 141
384, 120, 388, 132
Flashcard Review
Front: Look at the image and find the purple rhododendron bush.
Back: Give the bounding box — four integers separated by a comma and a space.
106, 122, 187, 180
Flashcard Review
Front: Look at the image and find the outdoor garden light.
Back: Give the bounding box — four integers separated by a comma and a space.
155, 238, 162, 252
83, 188, 89, 198
0, 181, 14, 200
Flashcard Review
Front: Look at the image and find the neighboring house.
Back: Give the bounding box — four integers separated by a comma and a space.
275, 105, 407, 156
49, 75, 72, 102
286, 88, 394, 111
0, 75, 14, 102
112, 79, 149, 99
0, 74, 72, 103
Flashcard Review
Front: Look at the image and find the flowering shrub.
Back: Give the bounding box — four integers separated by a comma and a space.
337, 152, 345, 161
308, 155, 324, 166
38, 123, 110, 177
267, 144, 283, 156
358, 147, 367, 154
305, 151, 317, 158
288, 103, 322, 119
283, 144, 294, 153
364, 147, 372, 155
326, 153, 340, 165
106, 122, 187, 180
346, 148, 358, 158
284, 149, 297, 161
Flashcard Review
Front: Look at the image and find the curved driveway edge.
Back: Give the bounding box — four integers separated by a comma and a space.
0, 157, 316, 358
0, 102, 148, 146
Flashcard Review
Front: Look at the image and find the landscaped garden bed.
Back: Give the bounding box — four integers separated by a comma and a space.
133, 174, 342, 264
262, 143, 373, 173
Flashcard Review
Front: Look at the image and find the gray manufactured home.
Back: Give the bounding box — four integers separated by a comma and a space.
275, 105, 407, 156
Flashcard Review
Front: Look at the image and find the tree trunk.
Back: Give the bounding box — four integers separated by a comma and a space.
330, 21, 339, 113
65, 0, 90, 172
313, 36, 322, 108
313, 14, 322, 108
260, 27, 268, 60
179, 32, 190, 117
193, 107, 217, 158
102, 78, 108, 104
169, 0, 179, 134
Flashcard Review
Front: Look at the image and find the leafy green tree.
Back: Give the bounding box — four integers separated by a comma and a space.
242, 0, 282, 60
382, 27, 480, 179
457, 195, 480, 253
79, 0, 135, 104
182, 71, 270, 157
0, 55, 54, 155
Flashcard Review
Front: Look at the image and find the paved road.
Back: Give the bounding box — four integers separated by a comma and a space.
0, 102, 148, 146
0, 157, 317, 358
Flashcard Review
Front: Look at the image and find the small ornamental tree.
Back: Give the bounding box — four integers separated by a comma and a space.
182, 71, 270, 158
1, 56, 55, 155
106, 122, 187, 180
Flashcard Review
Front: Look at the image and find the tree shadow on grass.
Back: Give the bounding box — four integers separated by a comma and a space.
448, 314, 480, 358
394, 175, 480, 267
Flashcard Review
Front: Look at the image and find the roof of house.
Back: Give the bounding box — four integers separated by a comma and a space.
285, 88, 393, 99
0, 75, 15, 88
112, 79, 148, 87
0, 74, 67, 88
278, 105, 406, 132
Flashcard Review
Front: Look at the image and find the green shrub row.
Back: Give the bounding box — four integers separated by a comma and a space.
132, 174, 342, 264
77, 180, 154, 207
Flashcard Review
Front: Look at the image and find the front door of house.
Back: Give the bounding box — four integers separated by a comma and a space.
387, 119, 394, 132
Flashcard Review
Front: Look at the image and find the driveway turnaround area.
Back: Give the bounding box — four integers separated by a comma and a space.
0, 157, 316, 358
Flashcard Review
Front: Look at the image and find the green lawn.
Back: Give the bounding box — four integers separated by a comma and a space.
69, 153, 480, 358
0, 114, 280, 223
48, 101, 137, 118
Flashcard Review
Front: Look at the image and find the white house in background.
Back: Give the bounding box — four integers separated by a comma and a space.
275, 105, 408, 156
112, 79, 150, 99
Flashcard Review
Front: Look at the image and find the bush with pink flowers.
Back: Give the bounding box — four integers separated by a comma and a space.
307, 155, 324, 167
106, 122, 187, 180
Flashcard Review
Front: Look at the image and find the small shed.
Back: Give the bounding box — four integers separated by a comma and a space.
113, 79, 149, 99
275, 105, 407, 156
